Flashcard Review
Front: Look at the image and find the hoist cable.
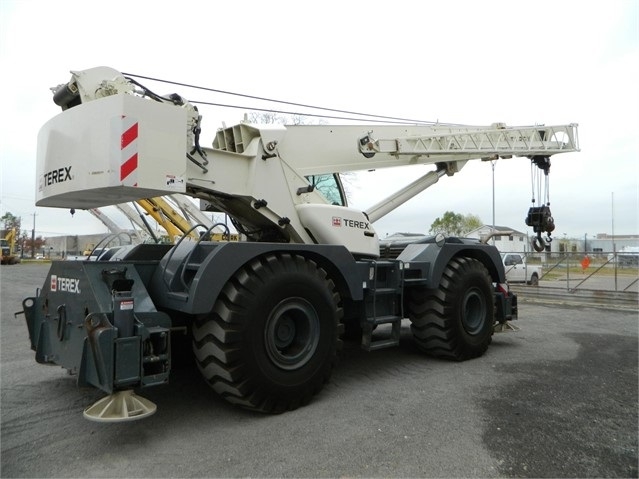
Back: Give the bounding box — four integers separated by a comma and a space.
530, 160, 551, 207
545, 174, 550, 206
530, 161, 537, 204
122, 72, 461, 125
187, 100, 424, 125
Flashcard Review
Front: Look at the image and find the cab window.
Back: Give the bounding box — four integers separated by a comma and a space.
504, 254, 523, 266
306, 174, 347, 206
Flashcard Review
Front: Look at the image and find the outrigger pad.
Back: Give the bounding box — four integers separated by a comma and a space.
494, 321, 520, 333
83, 390, 157, 423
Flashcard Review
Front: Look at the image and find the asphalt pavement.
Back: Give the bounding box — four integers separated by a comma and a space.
1, 263, 637, 478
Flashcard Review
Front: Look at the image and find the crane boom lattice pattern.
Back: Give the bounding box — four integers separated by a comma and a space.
364, 124, 579, 158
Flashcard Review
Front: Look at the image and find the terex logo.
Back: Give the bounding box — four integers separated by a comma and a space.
50, 275, 81, 294
332, 217, 370, 229
43, 166, 73, 187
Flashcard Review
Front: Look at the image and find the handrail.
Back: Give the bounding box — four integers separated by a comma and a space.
160, 224, 206, 289
178, 223, 231, 291
87, 232, 135, 259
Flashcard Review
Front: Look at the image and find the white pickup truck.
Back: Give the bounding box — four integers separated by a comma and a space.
501, 253, 542, 285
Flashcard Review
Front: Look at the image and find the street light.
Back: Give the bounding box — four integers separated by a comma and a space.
584, 233, 587, 253
491, 160, 496, 246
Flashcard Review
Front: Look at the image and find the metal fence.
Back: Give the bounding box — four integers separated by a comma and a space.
508, 251, 639, 293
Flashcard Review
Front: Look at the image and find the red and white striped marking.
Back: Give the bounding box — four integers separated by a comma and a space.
120, 116, 138, 186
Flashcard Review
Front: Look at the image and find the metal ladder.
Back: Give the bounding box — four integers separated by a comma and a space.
361, 260, 404, 351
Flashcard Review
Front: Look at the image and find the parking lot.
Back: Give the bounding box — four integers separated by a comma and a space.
1, 263, 637, 478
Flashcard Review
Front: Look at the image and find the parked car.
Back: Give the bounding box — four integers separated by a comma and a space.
501, 253, 541, 285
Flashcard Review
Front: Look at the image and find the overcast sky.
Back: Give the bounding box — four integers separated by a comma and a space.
1, 0, 637, 241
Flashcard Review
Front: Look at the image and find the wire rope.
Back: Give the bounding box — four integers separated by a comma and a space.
122, 71, 469, 126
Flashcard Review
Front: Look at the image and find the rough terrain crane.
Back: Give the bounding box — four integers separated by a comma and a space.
20, 67, 579, 421
86, 207, 141, 251
88, 195, 226, 252
115, 202, 151, 234
88, 207, 124, 235
168, 193, 215, 230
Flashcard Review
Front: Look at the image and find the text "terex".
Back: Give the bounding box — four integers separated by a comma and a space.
43, 166, 72, 186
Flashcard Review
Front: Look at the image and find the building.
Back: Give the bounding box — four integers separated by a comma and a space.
586, 233, 639, 254
466, 227, 639, 255
465, 225, 529, 253
42, 229, 639, 259
44, 231, 138, 259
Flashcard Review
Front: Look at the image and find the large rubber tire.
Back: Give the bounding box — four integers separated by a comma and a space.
192, 253, 343, 413
528, 273, 539, 286
408, 257, 494, 361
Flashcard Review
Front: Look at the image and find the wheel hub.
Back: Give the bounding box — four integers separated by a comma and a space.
265, 297, 320, 370
462, 288, 486, 335
274, 317, 295, 348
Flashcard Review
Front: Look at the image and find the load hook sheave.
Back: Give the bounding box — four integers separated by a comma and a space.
526, 204, 555, 252
531, 155, 551, 175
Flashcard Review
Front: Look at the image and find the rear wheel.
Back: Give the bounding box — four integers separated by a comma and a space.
192, 253, 342, 413
408, 257, 494, 360
528, 273, 539, 286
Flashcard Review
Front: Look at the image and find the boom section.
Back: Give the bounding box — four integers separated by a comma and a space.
253, 123, 579, 176
358, 123, 578, 160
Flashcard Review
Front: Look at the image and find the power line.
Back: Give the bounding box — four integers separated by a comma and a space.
1, 194, 33, 201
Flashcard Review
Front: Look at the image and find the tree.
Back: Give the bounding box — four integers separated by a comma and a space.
23, 235, 46, 255
246, 111, 283, 125
429, 211, 482, 237
462, 214, 482, 234
245, 111, 322, 126
1, 212, 21, 232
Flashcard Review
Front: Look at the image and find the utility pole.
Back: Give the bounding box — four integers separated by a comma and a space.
612, 192, 617, 290
31, 212, 37, 258
584, 233, 587, 253
19, 216, 24, 258
491, 160, 496, 246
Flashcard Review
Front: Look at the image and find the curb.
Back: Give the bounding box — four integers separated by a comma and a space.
510, 285, 639, 312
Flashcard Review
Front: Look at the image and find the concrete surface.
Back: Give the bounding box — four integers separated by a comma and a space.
1, 263, 637, 478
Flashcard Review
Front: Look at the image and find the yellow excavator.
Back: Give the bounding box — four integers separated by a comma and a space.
1, 229, 20, 264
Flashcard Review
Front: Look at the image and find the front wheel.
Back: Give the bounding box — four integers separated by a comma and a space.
408, 257, 494, 360
191, 253, 342, 413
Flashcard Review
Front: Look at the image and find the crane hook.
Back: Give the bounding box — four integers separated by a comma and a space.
531, 233, 550, 252
526, 205, 554, 252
